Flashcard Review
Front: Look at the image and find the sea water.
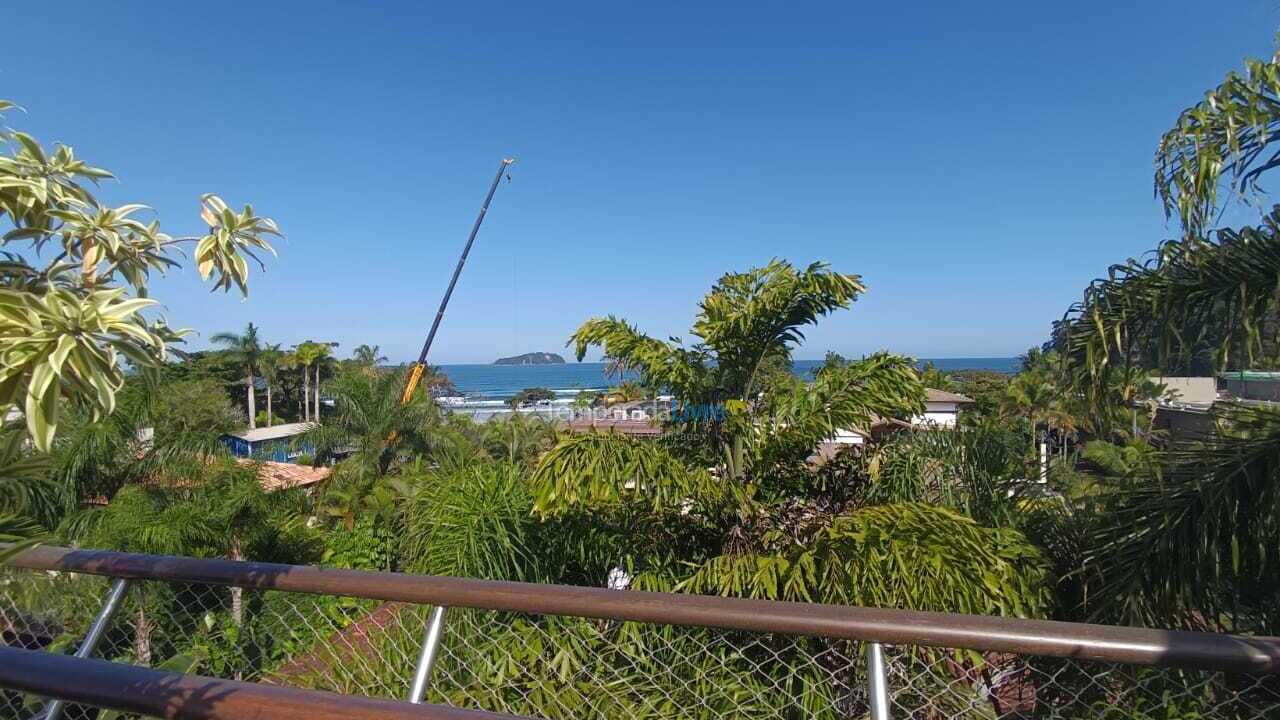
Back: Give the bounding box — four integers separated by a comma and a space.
435, 358, 1018, 419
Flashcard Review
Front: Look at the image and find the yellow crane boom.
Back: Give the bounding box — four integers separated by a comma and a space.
400, 158, 515, 404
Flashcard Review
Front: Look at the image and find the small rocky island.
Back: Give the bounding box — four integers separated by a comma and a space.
493, 352, 566, 365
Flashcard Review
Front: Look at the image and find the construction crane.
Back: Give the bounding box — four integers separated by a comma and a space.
400, 157, 516, 404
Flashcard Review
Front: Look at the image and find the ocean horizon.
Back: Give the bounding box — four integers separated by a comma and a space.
436, 357, 1019, 405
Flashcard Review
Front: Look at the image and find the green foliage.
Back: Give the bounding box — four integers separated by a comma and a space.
0, 513, 46, 560
150, 377, 244, 443
949, 369, 1011, 423
0, 426, 56, 530
44, 376, 240, 521
601, 382, 647, 405
401, 462, 540, 580
1155, 50, 1280, 236
211, 322, 264, 428
917, 360, 955, 391
682, 503, 1051, 616
863, 426, 1025, 527
195, 459, 313, 561
61, 484, 217, 556
750, 352, 925, 484
568, 260, 922, 481
350, 344, 387, 367
1052, 43, 1280, 636
1061, 210, 1280, 378
1084, 404, 1280, 631
0, 100, 280, 450
479, 412, 559, 466
529, 432, 731, 519
304, 366, 442, 476
322, 517, 397, 571
507, 386, 556, 408
286, 605, 852, 720
313, 462, 402, 531
1081, 439, 1159, 480
570, 260, 864, 406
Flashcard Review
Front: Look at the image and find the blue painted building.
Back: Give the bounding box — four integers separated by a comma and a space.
219, 422, 315, 463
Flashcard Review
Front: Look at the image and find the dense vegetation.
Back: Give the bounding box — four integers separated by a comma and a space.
5, 29, 1280, 720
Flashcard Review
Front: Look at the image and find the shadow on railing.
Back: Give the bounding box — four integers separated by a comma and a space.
4, 545, 1280, 719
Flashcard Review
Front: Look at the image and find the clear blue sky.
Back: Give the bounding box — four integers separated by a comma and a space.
5, 2, 1276, 363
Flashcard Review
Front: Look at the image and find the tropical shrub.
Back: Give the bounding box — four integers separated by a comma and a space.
400, 462, 540, 581
682, 503, 1051, 616
0, 99, 280, 451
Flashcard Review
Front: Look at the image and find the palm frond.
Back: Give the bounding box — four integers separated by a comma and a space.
401, 462, 539, 581
0, 425, 58, 528
753, 352, 925, 471
529, 432, 737, 519
1083, 403, 1280, 631
1155, 51, 1280, 235
1061, 207, 1280, 376
680, 502, 1051, 616
569, 316, 707, 398
693, 260, 864, 398
0, 513, 46, 562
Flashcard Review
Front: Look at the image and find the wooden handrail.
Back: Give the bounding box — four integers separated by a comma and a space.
0, 646, 530, 720
8, 544, 1280, 674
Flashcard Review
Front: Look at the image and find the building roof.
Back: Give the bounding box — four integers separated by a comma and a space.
1153, 376, 1218, 405
1218, 371, 1280, 381
925, 388, 974, 404
605, 399, 662, 411
223, 422, 316, 443
567, 418, 663, 437
247, 460, 332, 491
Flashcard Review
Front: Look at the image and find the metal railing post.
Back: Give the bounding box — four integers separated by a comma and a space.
407, 605, 448, 704
866, 641, 890, 720
37, 577, 130, 720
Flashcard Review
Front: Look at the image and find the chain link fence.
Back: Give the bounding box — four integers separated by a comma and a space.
3, 567, 1279, 719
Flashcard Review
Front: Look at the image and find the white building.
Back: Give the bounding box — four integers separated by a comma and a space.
816, 388, 975, 458
913, 388, 974, 428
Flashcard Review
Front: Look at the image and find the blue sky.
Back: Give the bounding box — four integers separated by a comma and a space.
5, 2, 1277, 363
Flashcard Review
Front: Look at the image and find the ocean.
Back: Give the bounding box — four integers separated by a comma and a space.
436, 357, 1018, 417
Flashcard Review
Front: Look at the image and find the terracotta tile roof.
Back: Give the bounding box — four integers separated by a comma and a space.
241, 460, 332, 491
925, 388, 974, 403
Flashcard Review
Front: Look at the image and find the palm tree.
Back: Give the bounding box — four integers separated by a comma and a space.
522, 262, 1056, 616
259, 344, 283, 427
1003, 367, 1056, 458
481, 412, 559, 466
313, 342, 335, 422
352, 344, 387, 367
1058, 49, 1280, 632
292, 341, 322, 423
305, 366, 441, 478
61, 485, 216, 664
194, 460, 308, 625
601, 381, 646, 407
0, 427, 56, 560
277, 350, 303, 422
211, 323, 264, 430
566, 260, 925, 483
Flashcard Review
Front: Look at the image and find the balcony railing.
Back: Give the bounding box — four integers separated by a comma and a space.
3, 545, 1279, 719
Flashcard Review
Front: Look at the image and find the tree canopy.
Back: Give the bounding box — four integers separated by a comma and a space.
0, 99, 280, 450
